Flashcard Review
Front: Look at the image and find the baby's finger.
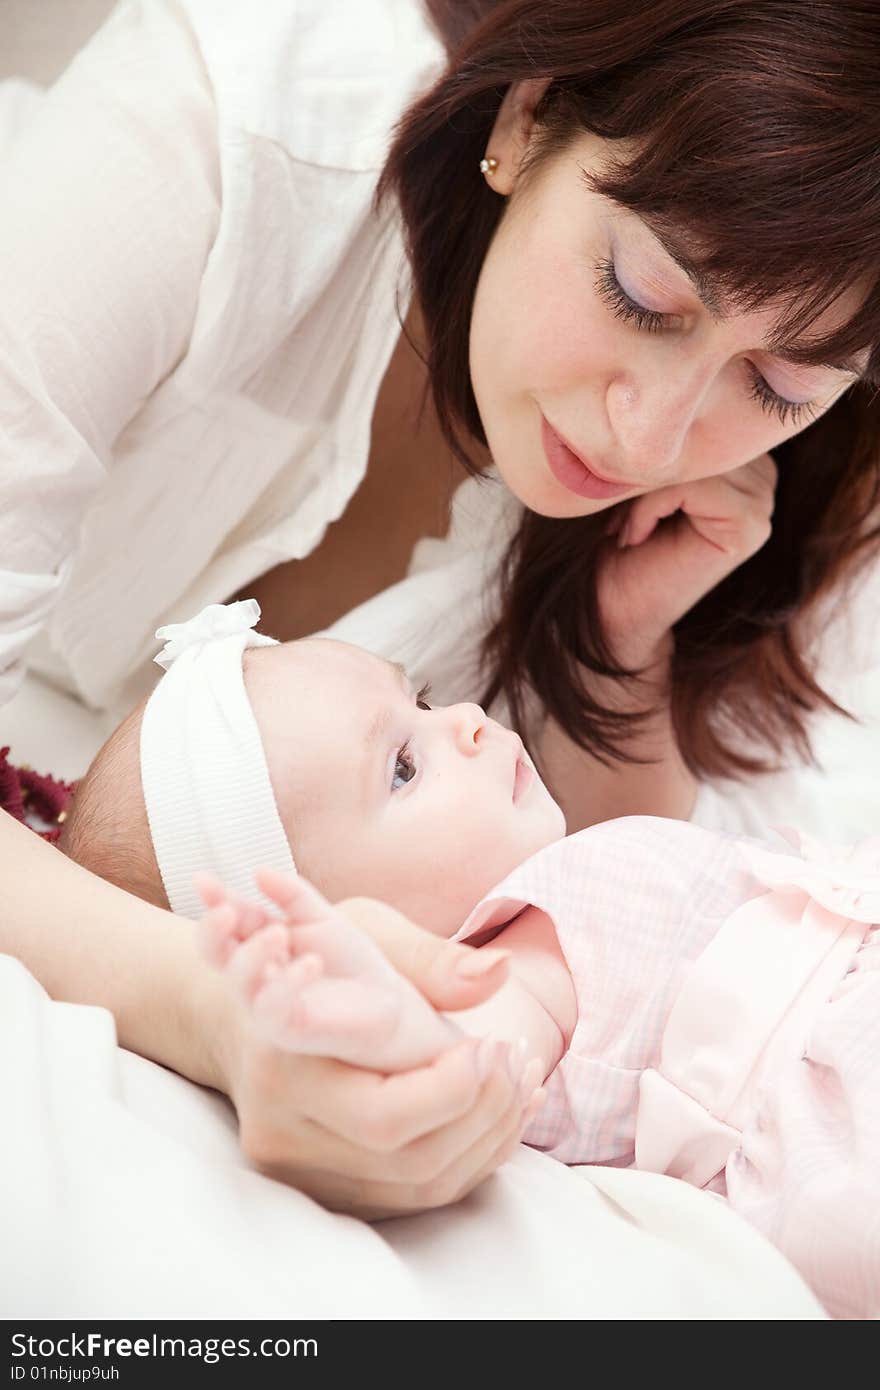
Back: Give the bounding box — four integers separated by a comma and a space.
193, 871, 228, 909
255, 865, 335, 924
192, 871, 273, 939
197, 901, 241, 968
226, 922, 292, 1003
229, 891, 273, 938
250, 954, 326, 1043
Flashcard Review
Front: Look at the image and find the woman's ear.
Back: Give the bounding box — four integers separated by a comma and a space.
484, 78, 552, 196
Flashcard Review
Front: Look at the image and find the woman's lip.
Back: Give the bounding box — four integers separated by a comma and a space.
540, 415, 634, 500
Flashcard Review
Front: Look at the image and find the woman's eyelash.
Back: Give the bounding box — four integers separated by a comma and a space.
594, 258, 667, 334
746, 367, 818, 428
595, 257, 818, 427
415, 681, 432, 710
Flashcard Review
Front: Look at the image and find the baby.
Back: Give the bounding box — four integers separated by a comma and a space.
60, 602, 880, 1320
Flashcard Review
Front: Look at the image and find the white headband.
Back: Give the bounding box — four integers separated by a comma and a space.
140, 600, 297, 919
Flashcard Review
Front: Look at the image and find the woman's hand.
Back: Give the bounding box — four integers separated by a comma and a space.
598, 452, 778, 665
536, 455, 777, 830
198, 880, 537, 1220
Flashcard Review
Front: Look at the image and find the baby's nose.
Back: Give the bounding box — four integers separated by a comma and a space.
450, 702, 488, 755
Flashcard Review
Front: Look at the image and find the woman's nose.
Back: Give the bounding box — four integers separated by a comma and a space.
448, 702, 487, 756
606, 368, 709, 480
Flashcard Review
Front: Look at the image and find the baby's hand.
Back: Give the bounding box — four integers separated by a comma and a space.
195, 869, 480, 1072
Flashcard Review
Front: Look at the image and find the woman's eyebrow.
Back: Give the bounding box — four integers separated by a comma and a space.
765, 343, 868, 377
643, 218, 867, 376
641, 218, 727, 320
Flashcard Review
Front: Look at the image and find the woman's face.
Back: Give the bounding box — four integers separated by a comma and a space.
469, 89, 866, 519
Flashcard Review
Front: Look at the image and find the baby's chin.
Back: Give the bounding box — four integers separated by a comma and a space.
527, 779, 568, 844
473, 797, 567, 901
517, 802, 567, 870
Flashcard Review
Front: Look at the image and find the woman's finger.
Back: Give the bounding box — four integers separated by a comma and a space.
233, 1037, 538, 1218
622, 464, 774, 554
343, 898, 511, 1010
290, 1037, 520, 1154
340, 1072, 542, 1215
621, 485, 689, 548
288, 1064, 532, 1206
395, 1084, 548, 1215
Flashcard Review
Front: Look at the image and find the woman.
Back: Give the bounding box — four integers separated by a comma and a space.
1, 0, 878, 1217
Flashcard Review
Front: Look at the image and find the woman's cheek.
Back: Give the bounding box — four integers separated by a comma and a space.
509, 250, 608, 395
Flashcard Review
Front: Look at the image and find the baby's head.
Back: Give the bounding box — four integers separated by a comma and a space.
60, 610, 565, 936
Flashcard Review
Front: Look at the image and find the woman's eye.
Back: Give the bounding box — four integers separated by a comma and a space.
596, 257, 824, 429
595, 258, 669, 334
746, 365, 819, 429
391, 741, 418, 792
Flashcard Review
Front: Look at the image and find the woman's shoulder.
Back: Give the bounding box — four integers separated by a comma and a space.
177, 0, 446, 169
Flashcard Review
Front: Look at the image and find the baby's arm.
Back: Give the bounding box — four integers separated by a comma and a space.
196, 870, 576, 1085
444, 907, 577, 1079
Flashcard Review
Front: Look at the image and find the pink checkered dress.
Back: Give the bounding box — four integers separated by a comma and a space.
454, 816, 880, 1320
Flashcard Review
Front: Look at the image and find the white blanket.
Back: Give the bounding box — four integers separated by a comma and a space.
0, 673, 824, 1319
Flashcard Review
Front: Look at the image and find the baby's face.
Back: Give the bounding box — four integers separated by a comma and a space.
245, 638, 566, 935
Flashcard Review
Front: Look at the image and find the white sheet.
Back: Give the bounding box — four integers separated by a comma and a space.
0, 672, 823, 1319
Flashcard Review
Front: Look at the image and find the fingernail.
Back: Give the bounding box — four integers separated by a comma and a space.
517, 1057, 544, 1107
456, 948, 511, 980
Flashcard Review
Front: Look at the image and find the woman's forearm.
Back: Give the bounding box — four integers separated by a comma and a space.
0, 810, 230, 1090
536, 650, 697, 832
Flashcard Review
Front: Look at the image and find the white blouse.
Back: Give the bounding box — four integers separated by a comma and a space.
0, 0, 444, 714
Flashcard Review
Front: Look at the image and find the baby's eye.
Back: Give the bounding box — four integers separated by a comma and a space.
391, 741, 418, 791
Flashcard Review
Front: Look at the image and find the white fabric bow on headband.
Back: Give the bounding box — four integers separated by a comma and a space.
140, 600, 297, 920
153, 599, 277, 670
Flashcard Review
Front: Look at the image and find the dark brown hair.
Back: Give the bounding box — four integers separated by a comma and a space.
379, 0, 880, 777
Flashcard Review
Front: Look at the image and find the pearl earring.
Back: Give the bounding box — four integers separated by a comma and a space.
479, 155, 499, 176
